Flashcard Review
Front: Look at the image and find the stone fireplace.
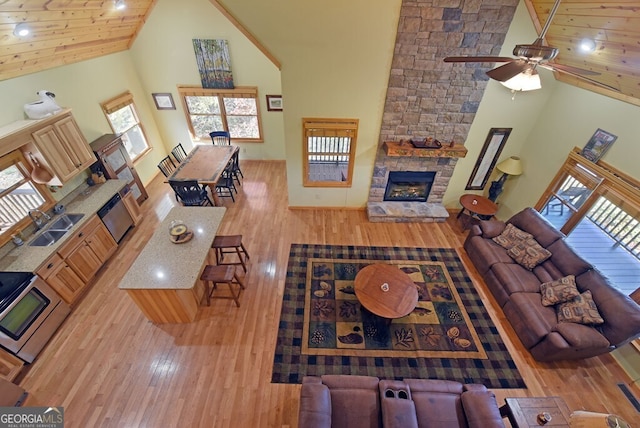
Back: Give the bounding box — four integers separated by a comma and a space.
367, 142, 467, 222
366, 0, 518, 222
384, 171, 435, 202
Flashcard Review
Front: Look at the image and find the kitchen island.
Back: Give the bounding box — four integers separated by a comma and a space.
118, 206, 226, 323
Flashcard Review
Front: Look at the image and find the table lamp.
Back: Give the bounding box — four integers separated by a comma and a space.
488, 156, 523, 202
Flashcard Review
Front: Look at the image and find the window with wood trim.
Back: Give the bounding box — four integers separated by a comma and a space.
536, 147, 640, 295
0, 151, 54, 245
177, 86, 262, 142
101, 91, 151, 162
302, 118, 358, 187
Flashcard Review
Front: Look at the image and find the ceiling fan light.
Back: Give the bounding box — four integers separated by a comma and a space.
500, 70, 542, 92
13, 23, 30, 37
580, 38, 596, 53
114, 0, 126, 10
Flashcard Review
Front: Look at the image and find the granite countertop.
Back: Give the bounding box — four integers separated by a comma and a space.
0, 180, 127, 272
118, 206, 226, 290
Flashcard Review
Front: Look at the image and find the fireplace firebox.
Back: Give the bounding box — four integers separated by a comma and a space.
383, 171, 436, 202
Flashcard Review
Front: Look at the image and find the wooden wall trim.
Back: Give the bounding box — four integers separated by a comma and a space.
209, 0, 282, 70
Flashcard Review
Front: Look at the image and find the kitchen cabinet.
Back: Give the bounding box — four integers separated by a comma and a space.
0, 109, 95, 185
58, 215, 116, 283
37, 254, 85, 305
38, 215, 116, 304
30, 113, 96, 183
90, 134, 148, 204
122, 191, 142, 225
0, 348, 24, 382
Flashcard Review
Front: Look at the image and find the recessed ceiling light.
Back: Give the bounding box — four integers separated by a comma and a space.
580, 38, 596, 53
114, 0, 126, 10
13, 23, 30, 37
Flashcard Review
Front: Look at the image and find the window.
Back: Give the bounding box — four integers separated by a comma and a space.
302, 118, 358, 187
178, 86, 262, 142
101, 91, 151, 162
0, 151, 54, 244
536, 148, 640, 296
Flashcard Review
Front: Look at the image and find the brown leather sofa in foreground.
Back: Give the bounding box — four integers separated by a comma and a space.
464, 207, 640, 361
298, 375, 504, 428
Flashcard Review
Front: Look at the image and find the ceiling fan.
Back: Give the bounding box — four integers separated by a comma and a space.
443, 0, 617, 91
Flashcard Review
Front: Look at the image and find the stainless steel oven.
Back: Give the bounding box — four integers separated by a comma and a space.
0, 272, 70, 363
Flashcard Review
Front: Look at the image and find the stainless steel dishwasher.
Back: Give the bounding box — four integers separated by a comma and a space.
97, 192, 134, 243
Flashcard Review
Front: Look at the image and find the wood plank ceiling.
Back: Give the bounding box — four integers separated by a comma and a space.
0, 0, 157, 81
525, 0, 640, 105
1, 0, 639, 107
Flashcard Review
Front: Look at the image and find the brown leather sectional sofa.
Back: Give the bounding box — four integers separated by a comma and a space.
298, 375, 504, 428
464, 207, 640, 361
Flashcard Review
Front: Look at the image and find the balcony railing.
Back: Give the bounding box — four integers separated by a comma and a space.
0, 189, 43, 231
587, 197, 640, 259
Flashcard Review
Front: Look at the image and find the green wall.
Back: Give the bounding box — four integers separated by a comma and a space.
220, 0, 403, 207
1, 0, 639, 211
0, 52, 164, 198
449, 1, 640, 219
129, 0, 285, 161
503, 82, 640, 217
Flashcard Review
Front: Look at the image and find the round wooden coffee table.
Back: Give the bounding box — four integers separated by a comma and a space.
354, 264, 419, 319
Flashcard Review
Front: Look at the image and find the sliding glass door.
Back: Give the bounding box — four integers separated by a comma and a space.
536, 149, 640, 296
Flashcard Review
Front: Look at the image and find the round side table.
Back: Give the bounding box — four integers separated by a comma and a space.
457, 194, 498, 230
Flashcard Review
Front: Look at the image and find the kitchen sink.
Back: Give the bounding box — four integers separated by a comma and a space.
27, 213, 84, 247
48, 213, 84, 231
29, 230, 68, 247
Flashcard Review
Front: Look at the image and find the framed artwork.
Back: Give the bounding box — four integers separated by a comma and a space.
152, 93, 176, 110
581, 128, 617, 163
465, 128, 512, 190
266, 95, 283, 111
192, 39, 234, 89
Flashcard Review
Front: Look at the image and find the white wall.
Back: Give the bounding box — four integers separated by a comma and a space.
129, 0, 285, 160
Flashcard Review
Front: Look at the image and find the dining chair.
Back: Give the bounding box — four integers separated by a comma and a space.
215, 164, 236, 202
157, 155, 176, 177
231, 149, 244, 185
171, 143, 188, 163
169, 180, 214, 206
210, 131, 231, 146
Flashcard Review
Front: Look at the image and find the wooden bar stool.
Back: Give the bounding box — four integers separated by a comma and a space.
211, 235, 250, 273
200, 265, 245, 307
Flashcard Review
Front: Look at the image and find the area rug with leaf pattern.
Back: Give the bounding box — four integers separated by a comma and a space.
271, 244, 526, 389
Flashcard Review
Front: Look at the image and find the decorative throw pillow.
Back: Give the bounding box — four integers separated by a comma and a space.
540, 275, 579, 306
492, 223, 533, 250
506, 237, 552, 270
556, 291, 605, 325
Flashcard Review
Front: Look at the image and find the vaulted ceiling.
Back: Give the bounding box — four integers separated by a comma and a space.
526, 0, 640, 105
1, 0, 639, 106
0, 0, 157, 81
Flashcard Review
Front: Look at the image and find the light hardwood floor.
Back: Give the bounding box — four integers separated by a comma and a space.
17, 160, 640, 426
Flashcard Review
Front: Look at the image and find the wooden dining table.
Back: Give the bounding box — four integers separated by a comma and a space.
167, 144, 238, 205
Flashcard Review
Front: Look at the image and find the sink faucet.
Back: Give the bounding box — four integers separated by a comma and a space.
28, 209, 51, 230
